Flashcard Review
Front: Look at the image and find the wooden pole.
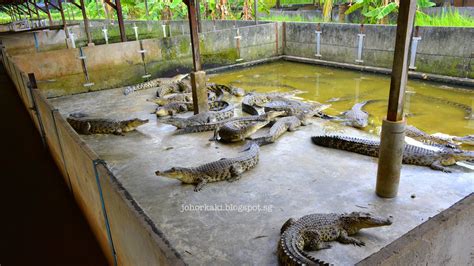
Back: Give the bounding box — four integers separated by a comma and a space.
115, 0, 127, 42
44, 0, 53, 25
185, 0, 202, 71
79, 0, 93, 44
375, 0, 416, 198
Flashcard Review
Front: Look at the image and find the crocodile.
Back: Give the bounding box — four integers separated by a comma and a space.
242, 92, 300, 115
67, 114, 148, 135
278, 212, 392, 266
252, 111, 315, 145
156, 80, 190, 97
414, 92, 473, 120
337, 100, 378, 129
149, 93, 193, 105
207, 83, 246, 97
174, 115, 270, 135
311, 135, 474, 172
405, 125, 459, 150
325, 88, 379, 103
263, 98, 332, 119
453, 135, 474, 146
155, 101, 231, 117
123, 78, 162, 95
213, 111, 285, 142
123, 74, 188, 96
155, 142, 259, 191
161, 101, 235, 129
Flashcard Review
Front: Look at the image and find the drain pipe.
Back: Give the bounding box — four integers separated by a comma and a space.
355, 24, 365, 63
375, 0, 416, 198
79, 47, 94, 88
409, 26, 421, 70
315, 23, 322, 57
235, 28, 243, 62
133, 23, 139, 41
102, 26, 108, 44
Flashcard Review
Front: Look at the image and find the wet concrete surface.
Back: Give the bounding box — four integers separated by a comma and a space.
49, 85, 474, 265
0, 64, 108, 265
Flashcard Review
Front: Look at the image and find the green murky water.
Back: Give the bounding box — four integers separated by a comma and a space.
209, 61, 474, 138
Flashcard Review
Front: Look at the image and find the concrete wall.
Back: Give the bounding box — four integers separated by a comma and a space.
284, 22, 474, 79
358, 193, 474, 265
0, 48, 185, 265
2, 20, 264, 55
8, 22, 280, 97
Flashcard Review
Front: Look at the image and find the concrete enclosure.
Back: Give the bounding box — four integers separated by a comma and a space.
1, 19, 473, 265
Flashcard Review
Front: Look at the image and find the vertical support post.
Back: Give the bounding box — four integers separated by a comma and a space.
356, 24, 365, 63
196, 0, 202, 33
375, 0, 416, 198
409, 26, 421, 70
185, 0, 208, 114
33, 32, 39, 52
79, 0, 93, 45
315, 23, 322, 57
115, 0, 127, 42
254, 0, 258, 25
138, 40, 150, 79
44, 0, 53, 26
57, 0, 68, 32
102, 26, 109, 44
133, 23, 139, 41
27, 73, 47, 147
235, 28, 243, 62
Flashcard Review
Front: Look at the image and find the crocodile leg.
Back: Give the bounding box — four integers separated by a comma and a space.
79, 122, 92, 135
210, 128, 220, 141
113, 128, 125, 136
302, 230, 332, 250
194, 176, 209, 192
227, 164, 244, 182
337, 231, 365, 246
280, 218, 295, 234
430, 160, 452, 173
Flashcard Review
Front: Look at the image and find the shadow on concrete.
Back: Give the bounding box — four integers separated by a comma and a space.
0, 63, 108, 265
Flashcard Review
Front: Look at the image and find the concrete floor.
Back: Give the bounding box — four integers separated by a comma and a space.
49, 85, 474, 265
0, 64, 108, 265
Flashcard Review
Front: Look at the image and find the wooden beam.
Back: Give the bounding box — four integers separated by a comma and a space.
386, 0, 416, 122
184, 0, 202, 71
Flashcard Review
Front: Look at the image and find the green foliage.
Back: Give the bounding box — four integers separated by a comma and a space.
415, 9, 474, 27
261, 14, 322, 22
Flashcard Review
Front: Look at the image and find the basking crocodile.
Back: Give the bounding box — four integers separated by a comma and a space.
208, 83, 246, 97
213, 111, 285, 142
174, 115, 270, 135
123, 74, 188, 95
278, 212, 392, 266
338, 100, 378, 129
414, 92, 473, 120
263, 98, 332, 119
162, 102, 235, 129
311, 135, 474, 172
155, 101, 231, 117
453, 135, 474, 146
252, 111, 315, 145
242, 92, 300, 115
405, 125, 459, 150
155, 142, 259, 191
156, 80, 190, 97
67, 114, 148, 135
149, 93, 192, 105
123, 78, 162, 95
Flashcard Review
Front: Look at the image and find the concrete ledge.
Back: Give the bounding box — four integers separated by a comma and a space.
358, 193, 474, 265
283, 55, 474, 88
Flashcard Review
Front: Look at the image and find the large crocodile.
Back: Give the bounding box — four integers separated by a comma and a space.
453, 135, 474, 146
123, 74, 188, 95
414, 92, 473, 120
263, 98, 332, 119
155, 101, 230, 117
161, 102, 235, 128
67, 113, 148, 135
123, 78, 162, 95
311, 135, 474, 172
252, 110, 315, 145
278, 212, 392, 266
207, 83, 246, 97
405, 125, 459, 150
174, 115, 270, 135
338, 100, 378, 129
155, 142, 259, 191
213, 111, 285, 142
242, 92, 300, 115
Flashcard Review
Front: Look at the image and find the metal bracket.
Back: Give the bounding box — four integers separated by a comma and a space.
409, 36, 422, 70
356, 33, 365, 63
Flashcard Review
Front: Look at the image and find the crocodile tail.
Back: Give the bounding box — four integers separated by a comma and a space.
311, 135, 381, 158
278, 230, 330, 266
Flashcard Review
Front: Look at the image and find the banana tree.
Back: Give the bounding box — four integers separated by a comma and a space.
345, 0, 435, 24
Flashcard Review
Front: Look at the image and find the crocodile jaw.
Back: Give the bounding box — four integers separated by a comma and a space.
342, 212, 392, 233
155, 167, 196, 184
